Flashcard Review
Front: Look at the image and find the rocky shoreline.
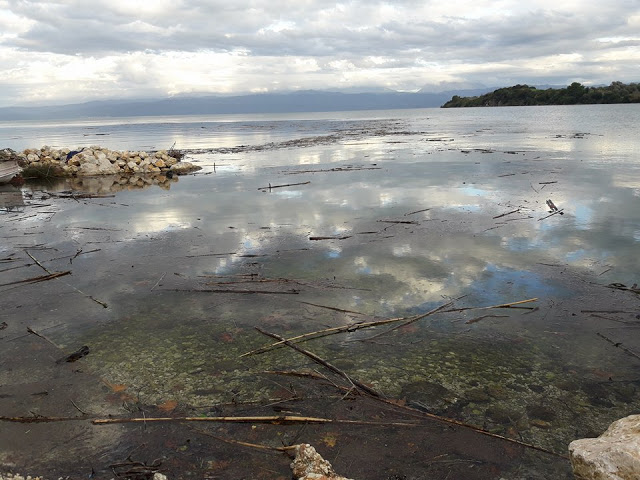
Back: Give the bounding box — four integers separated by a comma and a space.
4, 146, 201, 178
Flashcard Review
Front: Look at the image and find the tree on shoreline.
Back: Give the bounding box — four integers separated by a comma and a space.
441, 81, 640, 107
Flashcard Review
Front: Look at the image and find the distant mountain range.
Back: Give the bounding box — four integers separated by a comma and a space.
0, 88, 498, 121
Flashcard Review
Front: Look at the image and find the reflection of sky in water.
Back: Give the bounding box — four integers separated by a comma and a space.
3, 104, 640, 305
573, 204, 592, 230
471, 264, 563, 305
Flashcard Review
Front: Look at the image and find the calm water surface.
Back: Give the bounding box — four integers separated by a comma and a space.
1, 104, 639, 478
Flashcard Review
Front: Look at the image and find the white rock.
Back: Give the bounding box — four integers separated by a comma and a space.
169, 162, 201, 174
569, 414, 640, 480
291, 444, 354, 480
78, 156, 120, 176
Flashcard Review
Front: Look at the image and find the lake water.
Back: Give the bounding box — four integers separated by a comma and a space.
1, 104, 639, 479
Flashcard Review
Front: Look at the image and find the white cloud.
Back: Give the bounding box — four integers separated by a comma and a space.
0, 0, 638, 105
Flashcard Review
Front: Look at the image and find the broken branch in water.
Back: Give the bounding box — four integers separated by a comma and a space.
404, 208, 431, 216
24, 250, 108, 308
298, 301, 369, 316
169, 288, 300, 295
0, 415, 85, 423
377, 220, 419, 225
26, 326, 59, 348
93, 415, 418, 427
0, 270, 71, 288
362, 301, 454, 341
492, 209, 520, 219
596, 332, 640, 361
258, 181, 310, 191
605, 283, 640, 295
443, 298, 538, 313
190, 427, 298, 452
465, 314, 510, 324
241, 311, 427, 358
241, 298, 537, 358
258, 356, 568, 459
309, 236, 352, 240
538, 209, 564, 221
255, 327, 383, 398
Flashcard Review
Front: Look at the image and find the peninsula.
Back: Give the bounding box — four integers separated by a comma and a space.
441, 81, 640, 107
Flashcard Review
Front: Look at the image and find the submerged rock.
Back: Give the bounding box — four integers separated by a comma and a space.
569, 414, 640, 480
18, 146, 200, 178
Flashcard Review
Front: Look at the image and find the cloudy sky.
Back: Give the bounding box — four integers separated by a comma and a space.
0, 0, 638, 106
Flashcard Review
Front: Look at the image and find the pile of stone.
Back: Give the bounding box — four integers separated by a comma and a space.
17, 146, 200, 177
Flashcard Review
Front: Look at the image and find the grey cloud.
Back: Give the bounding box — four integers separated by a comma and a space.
0, 0, 639, 105
4, 1, 636, 59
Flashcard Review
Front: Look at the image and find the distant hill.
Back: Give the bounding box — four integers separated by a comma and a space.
0, 88, 495, 121
441, 82, 640, 108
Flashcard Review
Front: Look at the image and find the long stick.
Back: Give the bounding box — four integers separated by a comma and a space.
0, 270, 71, 288
596, 332, 640, 361
538, 209, 564, 221
241, 313, 422, 358
92, 415, 419, 427
260, 339, 567, 460
25, 250, 108, 308
241, 298, 538, 358
256, 328, 383, 398
258, 181, 310, 191
363, 301, 453, 340
442, 298, 538, 313
0, 415, 85, 423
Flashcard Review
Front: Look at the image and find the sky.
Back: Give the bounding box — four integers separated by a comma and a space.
0, 0, 639, 107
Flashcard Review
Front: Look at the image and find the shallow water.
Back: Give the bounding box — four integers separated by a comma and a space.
1, 105, 639, 478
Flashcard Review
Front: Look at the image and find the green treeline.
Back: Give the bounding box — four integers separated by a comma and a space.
442, 81, 640, 107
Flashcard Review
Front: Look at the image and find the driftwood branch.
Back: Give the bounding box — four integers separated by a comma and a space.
493, 209, 520, 220
258, 181, 311, 191
241, 298, 538, 358
93, 415, 418, 427
255, 328, 383, 398
0, 270, 71, 288
24, 250, 108, 308
596, 332, 640, 361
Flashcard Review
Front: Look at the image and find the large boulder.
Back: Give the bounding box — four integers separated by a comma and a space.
569, 414, 640, 480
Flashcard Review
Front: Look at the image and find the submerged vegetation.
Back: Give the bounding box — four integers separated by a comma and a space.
442, 81, 640, 107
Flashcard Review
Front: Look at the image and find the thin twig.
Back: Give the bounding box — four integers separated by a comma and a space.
93, 415, 419, 427
258, 181, 310, 191
538, 209, 564, 221
0, 271, 71, 288
596, 332, 640, 361
24, 251, 108, 308
255, 328, 383, 398
493, 209, 520, 219
363, 301, 454, 340
151, 272, 166, 291
191, 427, 297, 453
